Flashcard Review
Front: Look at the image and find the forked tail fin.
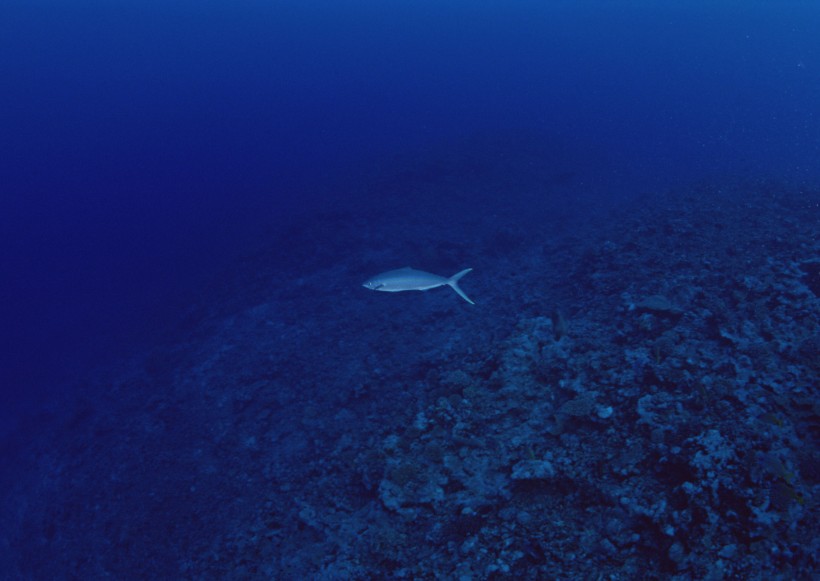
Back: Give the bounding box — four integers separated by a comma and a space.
447, 268, 475, 305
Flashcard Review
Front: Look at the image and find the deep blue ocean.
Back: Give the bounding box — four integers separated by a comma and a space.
1, 1, 818, 578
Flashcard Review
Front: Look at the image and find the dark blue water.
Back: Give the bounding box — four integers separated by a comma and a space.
1, 1, 818, 578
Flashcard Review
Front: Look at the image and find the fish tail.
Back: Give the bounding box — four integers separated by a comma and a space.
447, 268, 475, 305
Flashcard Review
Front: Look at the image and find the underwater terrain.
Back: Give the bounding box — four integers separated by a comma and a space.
2, 146, 818, 578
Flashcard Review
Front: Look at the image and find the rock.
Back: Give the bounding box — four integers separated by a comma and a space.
511, 460, 556, 480
636, 295, 683, 315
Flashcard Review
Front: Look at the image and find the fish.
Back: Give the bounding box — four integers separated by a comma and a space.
362, 267, 475, 305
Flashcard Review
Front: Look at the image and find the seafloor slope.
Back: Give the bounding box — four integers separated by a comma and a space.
1, 169, 818, 579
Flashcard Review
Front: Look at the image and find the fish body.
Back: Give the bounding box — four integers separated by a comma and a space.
363, 267, 475, 304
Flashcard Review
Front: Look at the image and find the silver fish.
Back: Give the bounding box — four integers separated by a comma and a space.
363, 267, 475, 305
